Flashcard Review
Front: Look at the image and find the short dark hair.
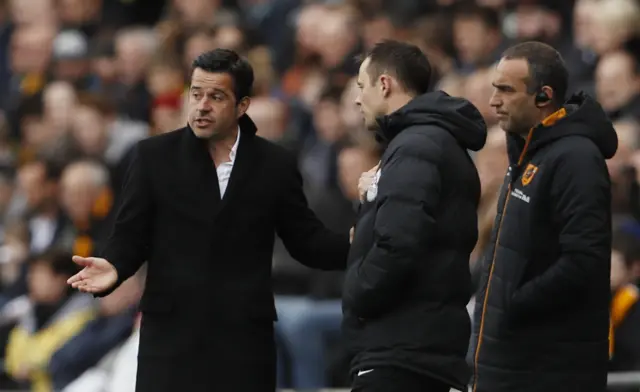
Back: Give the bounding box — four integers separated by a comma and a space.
364, 40, 432, 95
502, 41, 569, 106
191, 48, 254, 100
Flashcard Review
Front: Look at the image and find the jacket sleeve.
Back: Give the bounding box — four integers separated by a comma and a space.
98, 144, 154, 297
49, 309, 137, 390
275, 154, 350, 270
510, 148, 611, 319
343, 141, 441, 318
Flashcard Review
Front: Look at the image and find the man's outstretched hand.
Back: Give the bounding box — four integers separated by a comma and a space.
67, 256, 118, 294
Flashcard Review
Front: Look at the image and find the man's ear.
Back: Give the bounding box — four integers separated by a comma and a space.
379, 74, 392, 98
236, 96, 251, 118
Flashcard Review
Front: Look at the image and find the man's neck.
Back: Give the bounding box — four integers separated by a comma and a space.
208, 127, 238, 165
537, 107, 557, 125
384, 93, 415, 117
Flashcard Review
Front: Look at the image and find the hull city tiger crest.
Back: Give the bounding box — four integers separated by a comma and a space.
521, 163, 538, 186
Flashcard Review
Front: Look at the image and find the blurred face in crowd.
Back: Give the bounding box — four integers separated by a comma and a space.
573, 0, 596, 48
465, 68, 498, 126
214, 26, 245, 53
454, 16, 499, 65
58, 0, 100, 25
116, 32, 155, 85
152, 106, 184, 135
313, 98, 345, 143
475, 127, 508, 190
362, 16, 395, 51
147, 65, 185, 97
246, 97, 287, 141
341, 78, 361, 131
28, 261, 68, 304
10, 0, 55, 25
60, 164, 102, 224
0, 175, 14, 216
514, 5, 561, 43
21, 114, 47, 149
188, 67, 249, 140
315, 10, 358, 69
10, 25, 55, 74
355, 57, 391, 130
173, 0, 218, 26
43, 81, 77, 132
338, 146, 378, 200
589, 0, 640, 56
71, 105, 109, 157
490, 58, 541, 134
92, 55, 118, 84
596, 52, 640, 113
184, 33, 216, 71
17, 162, 57, 214
610, 249, 629, 291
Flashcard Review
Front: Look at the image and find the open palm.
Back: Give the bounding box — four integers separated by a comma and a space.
67, 256, 118, 294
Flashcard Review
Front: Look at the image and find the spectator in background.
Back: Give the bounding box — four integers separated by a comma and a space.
609, 120, 640, 218
69, 93, 147, 191
453, 2, 505, 73
58, 160, 113, 259
112, 26, 157, 122
596, 46, 640, 124
16, 160, 66, 255
4, 250, 96, 392
51, 30, 93, 90
49, 267, 143, 390
42, 81, 77, 136
609, 226, 640, 381
589, 0, 640, 58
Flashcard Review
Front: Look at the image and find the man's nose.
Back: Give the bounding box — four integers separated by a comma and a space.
197, 98, 211, 112
489, 93, 500, 108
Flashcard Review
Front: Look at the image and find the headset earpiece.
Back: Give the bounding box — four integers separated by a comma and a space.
534, 90, 551, 105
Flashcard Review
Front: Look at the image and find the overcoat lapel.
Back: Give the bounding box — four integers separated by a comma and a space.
179, 126, 221, 222
178, 114, 261, 223
216, 114, 260, 216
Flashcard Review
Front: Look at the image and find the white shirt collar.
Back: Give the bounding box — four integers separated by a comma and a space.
229, 127, 241, 162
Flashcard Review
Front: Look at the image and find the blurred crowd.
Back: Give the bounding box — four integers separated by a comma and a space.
0, 0, 638, 390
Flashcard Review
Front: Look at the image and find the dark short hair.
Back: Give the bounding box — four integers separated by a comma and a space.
191, 48, 254, 100
364, 40, 432, 95
502, 41, 569, 106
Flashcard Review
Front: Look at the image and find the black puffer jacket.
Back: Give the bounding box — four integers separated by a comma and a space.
342, 90, 487, 390
470, 92, 618, 392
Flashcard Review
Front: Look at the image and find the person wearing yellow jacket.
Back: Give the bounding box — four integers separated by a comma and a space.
4, 250, 97, 392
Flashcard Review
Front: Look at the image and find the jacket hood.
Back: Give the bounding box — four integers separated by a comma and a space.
376, 90, 488, 151
509, 92, 618, 162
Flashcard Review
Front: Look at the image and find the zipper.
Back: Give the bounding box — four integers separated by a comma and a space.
472, 182, 512, 392
473, 127, 534, 391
